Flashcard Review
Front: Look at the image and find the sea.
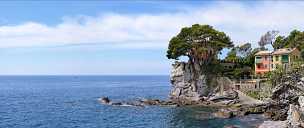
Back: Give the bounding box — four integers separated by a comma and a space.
0, 76, 266, 128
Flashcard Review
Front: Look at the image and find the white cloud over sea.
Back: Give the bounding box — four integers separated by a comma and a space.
0, 1, 304, 49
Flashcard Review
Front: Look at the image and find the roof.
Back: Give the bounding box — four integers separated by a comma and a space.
272, 48, 297, 55
255, 51, 272, 56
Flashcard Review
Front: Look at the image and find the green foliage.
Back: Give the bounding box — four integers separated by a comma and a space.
245, 91, 260, 99
265, 65, 285, 87
166, 24, 233, 63
225, 48, 238, 63
273, 30, 304, 52
285, 30, 304, 50
243, 48, 261, 67
273, 35, 287, 50
166, 37, 191, 60
223, 43, 259, 79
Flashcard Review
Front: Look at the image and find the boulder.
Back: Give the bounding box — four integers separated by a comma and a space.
208, 90, 239, 106
208, 90, 238, 101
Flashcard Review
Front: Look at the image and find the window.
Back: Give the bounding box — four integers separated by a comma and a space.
257, 64, 261, 68
256, 56, 262, 59
256, 56, 262, 63
264, 64, 268, 68
275, 56, 279, 61
282, 55, 289, 63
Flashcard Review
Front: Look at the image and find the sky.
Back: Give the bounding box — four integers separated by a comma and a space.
0, 1, 304, 75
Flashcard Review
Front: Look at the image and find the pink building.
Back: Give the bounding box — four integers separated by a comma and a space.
255, 51, 272, 75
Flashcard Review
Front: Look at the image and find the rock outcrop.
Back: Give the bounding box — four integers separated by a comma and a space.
170, 61, 209, 101
271, 70, 304, 105
170, 61, 241, 106
259, 96, 304, 128
261, 65, 304, 121
98, 97, 204, 107
258, 66, 304, 127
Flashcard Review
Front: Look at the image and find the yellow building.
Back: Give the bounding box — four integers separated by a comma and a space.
272, 48, 301, 70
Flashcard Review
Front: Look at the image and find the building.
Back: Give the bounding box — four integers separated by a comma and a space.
255, 51, 272, 75
272, 48, 301, 70
254, 48, 301, 75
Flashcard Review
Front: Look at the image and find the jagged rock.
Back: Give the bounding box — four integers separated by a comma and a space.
286, 96, 304, 128
271, 68, 304, 104
262, 102, 288, 121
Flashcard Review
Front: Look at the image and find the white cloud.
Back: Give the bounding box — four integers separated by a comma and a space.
1, 1, 304, 49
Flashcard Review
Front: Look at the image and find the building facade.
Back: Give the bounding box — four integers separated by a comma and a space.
272, 48, 301, 70
254, 51, 272, 75
254, 48, 301, 75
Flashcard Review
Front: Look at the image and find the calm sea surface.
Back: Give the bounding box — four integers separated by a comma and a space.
0, 76, 265, 128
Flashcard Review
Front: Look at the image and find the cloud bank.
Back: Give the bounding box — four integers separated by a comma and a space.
1, 1, 304, 49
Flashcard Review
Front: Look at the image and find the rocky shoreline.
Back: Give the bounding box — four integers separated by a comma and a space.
99, 64, 304, 128
98, 96, 303, 128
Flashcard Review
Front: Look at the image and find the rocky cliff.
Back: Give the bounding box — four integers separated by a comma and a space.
259, 65, 304, 128
169, 61, 209, 101
271, 66, 304, 104
169, 61, 235, 102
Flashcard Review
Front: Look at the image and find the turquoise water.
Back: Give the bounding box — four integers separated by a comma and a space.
0, 76, 265, 128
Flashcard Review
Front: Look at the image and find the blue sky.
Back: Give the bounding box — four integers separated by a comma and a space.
0, 1, 304, 75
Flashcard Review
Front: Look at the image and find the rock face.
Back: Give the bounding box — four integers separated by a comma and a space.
286, 96, 304, 128
170, 62, 209, 101
271, 67, 304, 104
259, 66, 304, 127
259, 96, 304, 128
170, 61, 239, 104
